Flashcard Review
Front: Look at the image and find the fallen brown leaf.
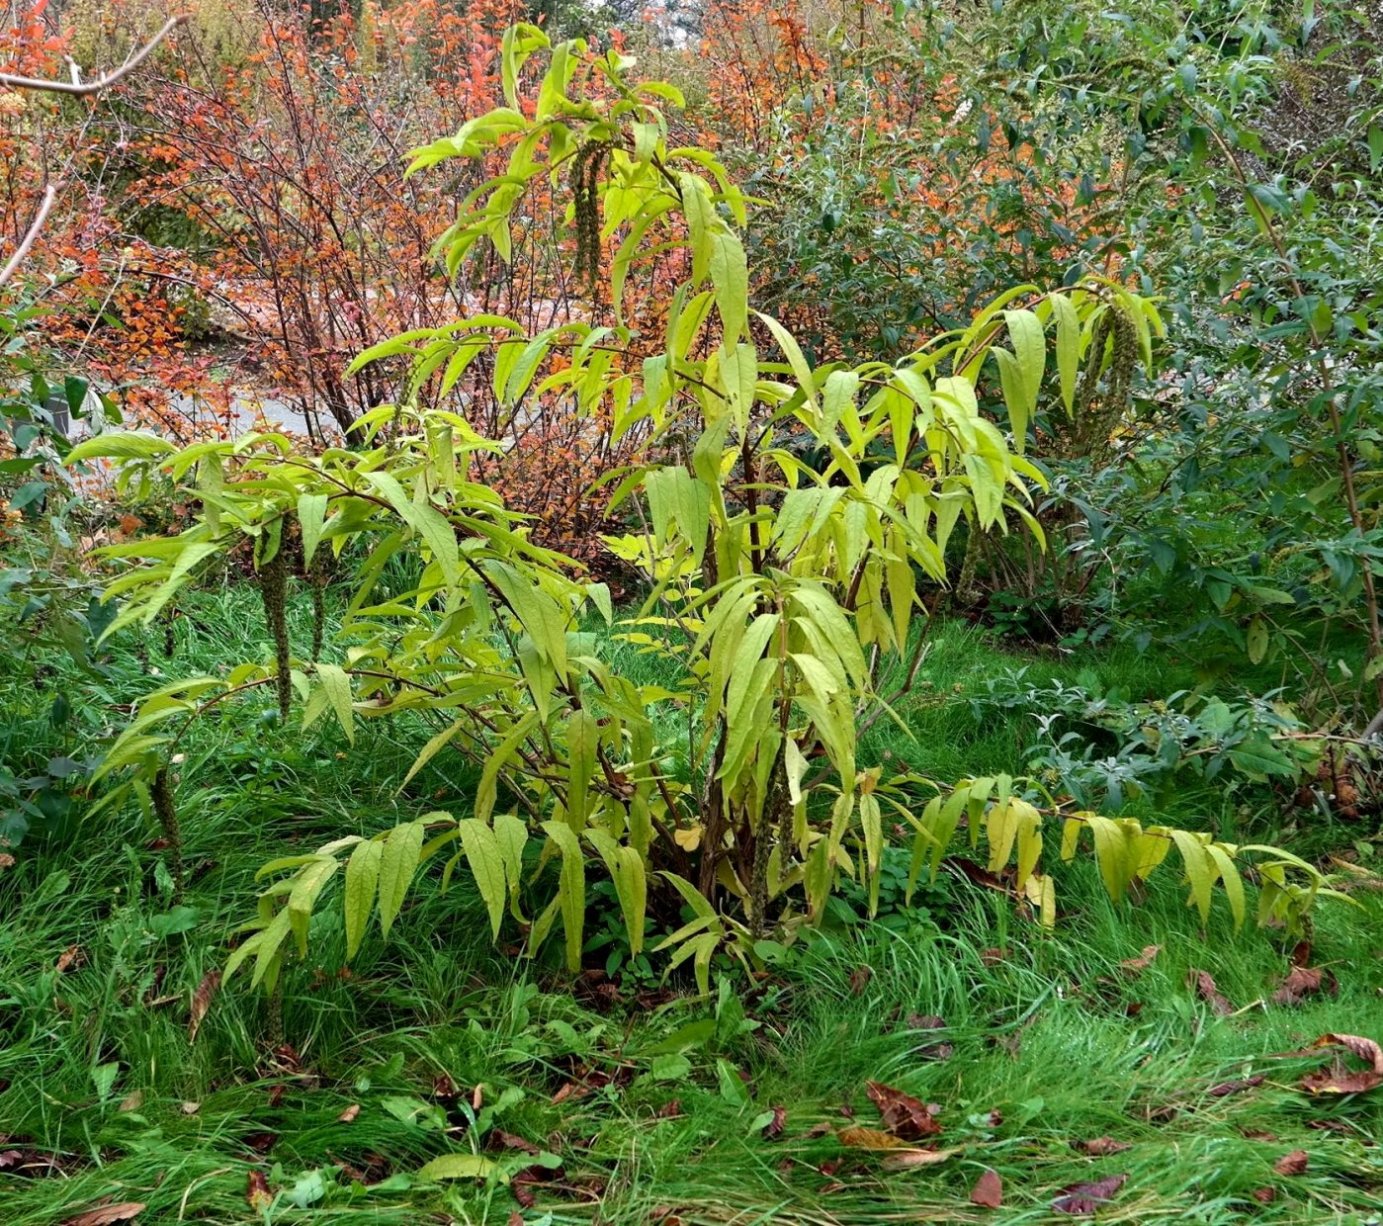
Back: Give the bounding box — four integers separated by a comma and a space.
1271, 966, 1336, 1006
1072, 1136, 1132, 1156
1208, 1076, 1264, 1097
950, 858, 1009, 893
903, 1014, 954, 1060
55, 945, 84, 974
1189, 969, 1234, 1016
1273, 1149, 1309, 1176
337, 1104, 360, 1123
970, 1168, 1003, 1208
1311, 1032, 1383, 1069
1053, 1173, 1128, 1215
1251, 1186, 1277, 1204
763, 1106, 787, 1139
0, 853, 15, 871
880, 1146, 961, 1169
61, 1204, 145, 1226
1299, 1032, 1383, 1095
865, 1080, 941, 1139
180, 1101, 200, 1116
849, 966, 872, 995
492, 1129, 540, 1155
0, 1146, 64, 1175
117, 1090, 144, 1113
246, 1170, 272, 1212
656, 1099, 683, 1119
1120, 945, 1161, 974
187, 970, 220, 1044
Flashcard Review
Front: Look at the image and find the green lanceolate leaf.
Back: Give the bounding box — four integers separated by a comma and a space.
457, 818, 508, 939
378, 821, 426, 938
541, 820, 586, 971
344, 838, 383, 959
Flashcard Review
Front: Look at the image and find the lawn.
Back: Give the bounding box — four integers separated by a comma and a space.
3, 588, 1380, 1225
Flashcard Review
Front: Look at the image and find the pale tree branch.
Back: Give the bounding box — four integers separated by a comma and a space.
0, 183, 55, 289
0, 15, 186, 97
0, 15, 188, 288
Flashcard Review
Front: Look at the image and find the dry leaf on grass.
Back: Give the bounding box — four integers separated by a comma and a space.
1299, 1032, 1383, 1095
880, 1146, 961, 1169
1120, 945, 1161, 974
1271, 966, 1336, 1006
337, 1104, 360, 1123
246, 1170, 272, 1212
1208, 1075, 1264, 1097
1273, 1149, 1309, 1176
1189, 969, 1234, 1016
62, 1205, 146, 1226
864, 1080, 941, 1138
1052, 1173, 1128, 1215
1072, 1136, 1132, 1156
187, 970, 220, 1043
970, 1168, 1003, 1208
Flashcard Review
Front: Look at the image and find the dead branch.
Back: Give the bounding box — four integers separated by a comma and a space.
0, 183, 54, 289
0, 16, 187, 288
0, 15, 186, 97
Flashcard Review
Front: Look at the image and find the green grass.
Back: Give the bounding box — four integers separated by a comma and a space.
2, 583, 1381, 1224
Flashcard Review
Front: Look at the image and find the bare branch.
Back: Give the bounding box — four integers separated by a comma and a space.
0, 15, 186, 97
0, 184, 55, 289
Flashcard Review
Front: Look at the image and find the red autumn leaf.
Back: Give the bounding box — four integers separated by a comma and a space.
1072, 1136, 1132, 1156
970, 1168, 1003, 1208
1052, 1172, 1128, 1214
1273, 1149, 1309, 1176
763, 1106, 787, 1139
246, 1170, 272, 1212
187, 970, 220, 1044
61, 1205, 145, 1226
848, 966, 872, 994
1189, 969, 1233, 1016
1251, 1186, 1277, 1204
865, 1081, 942, 1139
1120, 944, 1161, 974
1208, 1076, 1264, 1097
